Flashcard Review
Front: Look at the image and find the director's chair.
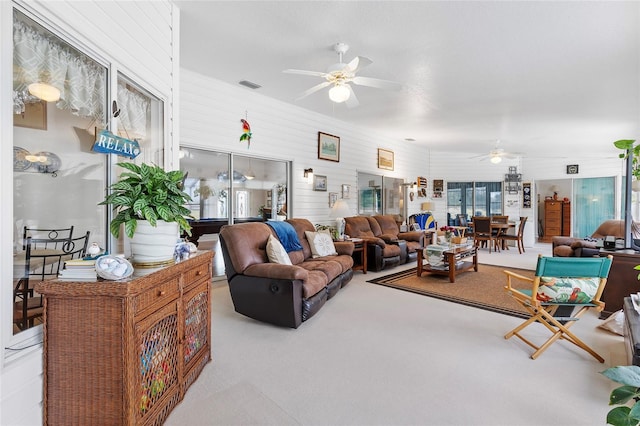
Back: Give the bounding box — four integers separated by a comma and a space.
503, 254, 613, 362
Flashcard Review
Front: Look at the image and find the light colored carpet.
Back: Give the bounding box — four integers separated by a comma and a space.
166, 243, 628, 426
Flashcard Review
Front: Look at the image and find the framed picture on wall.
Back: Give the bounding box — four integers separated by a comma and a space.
318, 132, 340, 162
377, 148, 394, 170
329, 192, 338, 207
341, 184, 350, 199
313, 174, 328, 191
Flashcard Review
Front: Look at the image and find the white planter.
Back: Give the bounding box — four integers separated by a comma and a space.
130, 220, 179, 265
632, 180, 640, 192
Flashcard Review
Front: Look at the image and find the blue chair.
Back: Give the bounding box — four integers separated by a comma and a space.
503, 255, 612, 362
410, 212, 436, 231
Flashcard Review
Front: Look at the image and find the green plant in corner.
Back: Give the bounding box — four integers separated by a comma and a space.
614, 139, 640, 180
99, 162, 193, 238
602, 365, 640, 425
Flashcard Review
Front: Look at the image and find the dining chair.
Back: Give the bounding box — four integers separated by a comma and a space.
499, 216, 527, 254
503, 254, 613, 361
472, 216, 498, 253
22, 225, 74, 250
13, 231, 89, 330
457, 214, 473, 237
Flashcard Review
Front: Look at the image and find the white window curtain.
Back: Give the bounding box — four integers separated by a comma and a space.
12, 17, 106, 123
117, 83, 149, 140
13, 16, 151, 140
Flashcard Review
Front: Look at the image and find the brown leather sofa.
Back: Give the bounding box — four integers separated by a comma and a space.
371, 215, 425, 263
552, 219, 638, 257
344, 216, 402, 271
219, 218, 354, 328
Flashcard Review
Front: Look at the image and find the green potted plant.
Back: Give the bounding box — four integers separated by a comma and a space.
614, 140, 640, 187
601, 365, 640, 425
99, 162, 193, 264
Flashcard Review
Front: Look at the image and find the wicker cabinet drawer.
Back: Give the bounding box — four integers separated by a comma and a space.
183, 262, 210, 291
134, 277, 179, 318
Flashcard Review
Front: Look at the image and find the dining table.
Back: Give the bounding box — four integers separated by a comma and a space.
469, 220, 516, 251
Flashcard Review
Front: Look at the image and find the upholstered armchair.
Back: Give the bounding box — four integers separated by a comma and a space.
371, 215, 425, 263
344, 216, 401, 271
552, 220, 638, 257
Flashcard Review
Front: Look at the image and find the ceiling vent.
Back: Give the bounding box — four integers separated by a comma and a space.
239, 80, 261, 89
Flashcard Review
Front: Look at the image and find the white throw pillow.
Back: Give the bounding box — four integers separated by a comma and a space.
305, 231, 338, 258
266, 234, 292, 265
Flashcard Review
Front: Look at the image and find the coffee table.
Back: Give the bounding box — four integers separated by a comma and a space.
416, 244, 478, 283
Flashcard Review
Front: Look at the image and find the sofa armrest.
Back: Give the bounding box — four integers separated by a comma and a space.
334, 241, 355, 256
552, 236, 579, 249
397, 231, 423, 242
363, 237, 386, 248
570, 240, 597, 250
379, 233, 399, 243
244, 263, 309, 281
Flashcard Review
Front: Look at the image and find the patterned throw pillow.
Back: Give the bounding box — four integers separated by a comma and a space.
266, 234, 292, 265
305, 231, 338, 258
536, 276, 600, 303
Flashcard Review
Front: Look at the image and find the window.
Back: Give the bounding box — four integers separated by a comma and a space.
447, 181, 503, 224
11, 10, 166, 335
357, 172, 402, 216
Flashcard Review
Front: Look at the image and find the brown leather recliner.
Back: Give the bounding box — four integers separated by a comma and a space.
371, 215, 425, 263
219, 218, 354, 328
344, 216, 401, 271
552, 220, 640, 257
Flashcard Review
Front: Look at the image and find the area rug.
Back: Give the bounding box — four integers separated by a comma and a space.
367, 264, 535, 318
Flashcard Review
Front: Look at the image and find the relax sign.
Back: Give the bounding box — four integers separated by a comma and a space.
92, 130, 140, 159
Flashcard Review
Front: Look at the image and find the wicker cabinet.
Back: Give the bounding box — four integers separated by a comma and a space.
36, 250, 214, 426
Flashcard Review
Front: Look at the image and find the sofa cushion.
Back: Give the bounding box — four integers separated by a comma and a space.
299, 259, 343, 283
305, 231, 338, 258
266, 234, 292, 265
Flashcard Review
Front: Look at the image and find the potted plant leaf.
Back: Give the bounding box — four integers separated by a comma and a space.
601, 365, 640, 425
614, 139, 640, 190
99, 162, 193, 264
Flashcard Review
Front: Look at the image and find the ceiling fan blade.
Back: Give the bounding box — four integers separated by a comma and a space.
345, 85, 359, 108
295, 81, 331, 100
283, 69, 327, 78
351, 75, 403, 91
345, 56, 372, 74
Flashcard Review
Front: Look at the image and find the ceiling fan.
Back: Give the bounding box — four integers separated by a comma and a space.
283, 42, 403, 108
470, 140, 524, 164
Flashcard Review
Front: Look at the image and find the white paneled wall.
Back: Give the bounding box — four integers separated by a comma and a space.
180, 68, 626, 238
1, 2, 177, 424
180, 69, 429, 226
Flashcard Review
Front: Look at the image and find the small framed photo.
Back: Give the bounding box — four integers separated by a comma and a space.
313, 174, 328, 191
329, 192, 338, 207
341, 184, 351, 199
377, 148, 394, 171
318, 132, 340, 162
566, 164, 579, 174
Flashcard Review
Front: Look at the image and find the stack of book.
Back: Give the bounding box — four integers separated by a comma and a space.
58, 258, 97, 281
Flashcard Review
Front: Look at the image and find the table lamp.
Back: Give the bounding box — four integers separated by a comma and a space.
330, 199, 352, 240
421, 201, 435, 213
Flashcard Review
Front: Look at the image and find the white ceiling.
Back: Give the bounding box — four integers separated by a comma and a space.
176, 1, 640, 159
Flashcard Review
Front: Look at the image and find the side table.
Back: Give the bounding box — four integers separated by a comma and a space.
350, 238, 367, 273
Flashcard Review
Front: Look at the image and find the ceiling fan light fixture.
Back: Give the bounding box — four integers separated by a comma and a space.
490, 155, 502, 164
329, 84, 350, 103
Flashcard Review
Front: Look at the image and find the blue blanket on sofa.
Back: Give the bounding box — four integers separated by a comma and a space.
266, 221, 303, 252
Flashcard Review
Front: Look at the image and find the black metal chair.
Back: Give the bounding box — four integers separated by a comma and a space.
13, 231, 89, 330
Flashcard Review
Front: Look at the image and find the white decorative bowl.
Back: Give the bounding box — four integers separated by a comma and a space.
95, 255, 134, 280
